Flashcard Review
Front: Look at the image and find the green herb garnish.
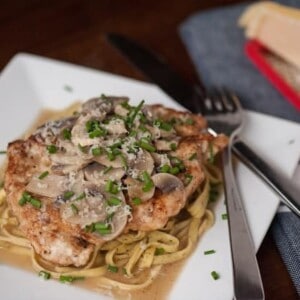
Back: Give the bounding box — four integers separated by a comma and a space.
59, 275, 84, 283
159, 164, 171, 173
105, 180, 119, 194
184, 174, 193, 186
75, 192, 86, 201
71, 203, 78, 214
211, 271, 220, 280
189, 153, 197, 161
47, 145, 57, 154
138, 139, 156, 153
107, 265, 119, 273
62, 128, 72, 140
94, 222, 111, 235
132, 197, 142, 205
63, 191, 74, 200
92, 146, 102, 156
38, 171, 49, 180
103, 166, 113, 174
126, 100, 145, 128
204, 250, 216, 255
221, 213, 228, 220
141, 171, 154, 192
155, 248, 165, 256
170, 143, 177, 151
18, 192, 41, 209
107, 197, 122, 206
38, 270, 51, 280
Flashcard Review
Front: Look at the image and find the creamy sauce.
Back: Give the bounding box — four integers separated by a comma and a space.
0, 105, 188, 299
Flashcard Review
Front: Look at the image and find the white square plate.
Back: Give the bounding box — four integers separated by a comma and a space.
0, 53, 299, 300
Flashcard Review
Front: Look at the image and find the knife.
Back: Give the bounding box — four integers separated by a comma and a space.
107, 33, 300, 217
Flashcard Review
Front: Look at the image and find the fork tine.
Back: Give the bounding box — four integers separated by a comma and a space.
221, 88, 241, 112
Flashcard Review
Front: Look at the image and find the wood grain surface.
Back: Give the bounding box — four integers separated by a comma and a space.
0, 1, 298, 299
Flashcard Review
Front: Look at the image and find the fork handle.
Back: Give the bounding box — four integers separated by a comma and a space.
233, 140, 300, 216
222, 146, 265, 300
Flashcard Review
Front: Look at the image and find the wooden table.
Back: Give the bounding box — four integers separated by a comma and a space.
0, 1, 298, 299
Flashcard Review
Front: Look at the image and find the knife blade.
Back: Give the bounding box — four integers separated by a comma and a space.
107, 33, 300, 217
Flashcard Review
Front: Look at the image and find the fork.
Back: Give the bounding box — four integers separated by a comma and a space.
202, 89, 265, 300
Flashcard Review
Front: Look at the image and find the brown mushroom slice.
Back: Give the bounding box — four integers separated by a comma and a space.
151, 153, 171, 168
114, 103, 129, 117
84, 162, 125, 184
129, 150, 154, 177
71, 114, 106, 147
125, 177, 155, 202
103, 118, 127, 136
145, 125, 161, 139
101, 191, 129, 241
155, 139, 179, 151
60, 187, 107, 227
26, 174, 68, 198
93, 154, 125, 169
151, 173, 186, 216
82, 97, 113, 114
61, 185, 128, 241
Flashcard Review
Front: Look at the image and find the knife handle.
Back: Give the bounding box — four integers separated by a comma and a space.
233, 140, 300, 216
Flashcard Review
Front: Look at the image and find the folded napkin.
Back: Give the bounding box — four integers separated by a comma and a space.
179, 0, 300, 294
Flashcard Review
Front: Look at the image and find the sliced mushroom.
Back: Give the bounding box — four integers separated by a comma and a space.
50, 141, 92, 175
82, 97, 113, 115
93, 154, 125, 169
61, 183, 128, 241
35, 116, 77, 144
103, 118, 127, 136
114, 103, 129, 117
155, 139, 179, 151
125, 177, 155, 202
129, 149, 154, 178
151, 153, 171, 168
26, 174, 68, 198
60, 186, 107, 227
145, 125, 160, 139
71, 114, 106, 147
84, 162, 125, 183
151, 173, 186, 216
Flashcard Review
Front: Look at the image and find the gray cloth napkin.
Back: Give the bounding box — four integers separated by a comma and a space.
179, 0, 300, 294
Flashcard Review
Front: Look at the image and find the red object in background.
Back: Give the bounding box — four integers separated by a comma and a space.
245, 39, 300, 111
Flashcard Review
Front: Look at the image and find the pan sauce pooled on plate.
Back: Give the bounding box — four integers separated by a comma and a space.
4, 96, 227, 267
